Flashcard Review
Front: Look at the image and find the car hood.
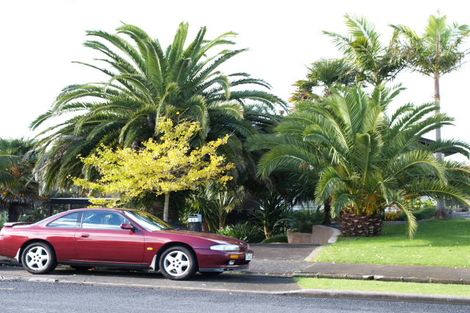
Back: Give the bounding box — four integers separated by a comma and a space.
157, 229, 247, 247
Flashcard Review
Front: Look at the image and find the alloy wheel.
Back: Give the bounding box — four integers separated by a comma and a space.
163, 250, 191, 277
21, 243, 56, 274
25, 246, 50, 271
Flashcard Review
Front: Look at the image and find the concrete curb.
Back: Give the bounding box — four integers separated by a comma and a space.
2, 273, 470, 305
289, 289, 470, 305
293, 272, 470, 285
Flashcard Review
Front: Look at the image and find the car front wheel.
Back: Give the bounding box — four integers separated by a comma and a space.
159, 246, 197, 280
21, 242, 57, 274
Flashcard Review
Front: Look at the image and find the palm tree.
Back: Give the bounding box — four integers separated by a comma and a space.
323, 15, 406, 87
393, 15, 470, 218
31, 22, 285, 192
0, 139, 38, 222
291, 58, 357, 102
254, 86, 470, 237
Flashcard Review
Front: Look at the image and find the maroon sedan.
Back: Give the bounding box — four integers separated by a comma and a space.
0, 208, 253, 280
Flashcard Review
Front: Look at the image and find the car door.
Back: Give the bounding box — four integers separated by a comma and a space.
44, 211, 82, 261
75, 210, 145, 263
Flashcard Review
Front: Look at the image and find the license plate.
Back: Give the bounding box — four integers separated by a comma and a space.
245, 252, 253, 261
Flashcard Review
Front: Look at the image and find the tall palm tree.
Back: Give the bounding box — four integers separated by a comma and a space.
291, 58, 357, 102
323, 15, 406, 87
393, 15, 470, 218
31, 22, 285, 192
0, 139, 38, 222
253, 86, 470, 237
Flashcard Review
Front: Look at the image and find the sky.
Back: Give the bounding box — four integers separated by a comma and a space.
1, 0, 470, 160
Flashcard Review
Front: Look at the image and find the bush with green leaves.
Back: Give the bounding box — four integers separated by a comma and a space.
385, 200, 437, 222
0, 211, 7, 227
217, 222, 264, 243
262, 234, 288, 243
183, 185, 245, 232
18, 207, 50, 223
288, 209, 324, 233
251, 191, 291, 239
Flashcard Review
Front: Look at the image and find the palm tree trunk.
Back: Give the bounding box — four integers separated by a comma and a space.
163, 192, 170, 222
434, 72, 448, 219
434, 72, 442, 148
322, 198, 332, 225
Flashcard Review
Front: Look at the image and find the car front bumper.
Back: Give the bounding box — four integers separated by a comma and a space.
196, 249, 253, 273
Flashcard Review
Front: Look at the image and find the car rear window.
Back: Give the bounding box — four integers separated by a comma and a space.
47, 212, 81, 228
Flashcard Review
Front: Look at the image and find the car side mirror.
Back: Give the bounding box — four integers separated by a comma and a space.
120, 223, 135, 232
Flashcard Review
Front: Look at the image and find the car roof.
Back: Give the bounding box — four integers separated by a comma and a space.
64, 208, 138, 213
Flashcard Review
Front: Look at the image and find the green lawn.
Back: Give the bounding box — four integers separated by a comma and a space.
316, 219, 470, 268
296, 278, 470, 297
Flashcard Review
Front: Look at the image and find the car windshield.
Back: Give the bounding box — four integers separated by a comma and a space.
124, 210, 172, 231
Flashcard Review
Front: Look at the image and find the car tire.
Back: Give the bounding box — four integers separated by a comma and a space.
21, 242, 57, 274
159, 246, 197, 280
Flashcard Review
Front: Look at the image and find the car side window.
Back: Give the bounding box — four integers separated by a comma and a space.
47, 212, 81, 228
81, 211, 129, 230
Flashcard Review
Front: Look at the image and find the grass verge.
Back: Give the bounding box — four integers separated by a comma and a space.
316, 219, 470, 268
296, 278, 470, 297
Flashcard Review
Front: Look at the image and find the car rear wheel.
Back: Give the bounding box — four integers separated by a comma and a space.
21, 242, 56, 274
159, 246, 197, 280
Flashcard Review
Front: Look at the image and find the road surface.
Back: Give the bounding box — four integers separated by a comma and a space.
0, 281, 468, 313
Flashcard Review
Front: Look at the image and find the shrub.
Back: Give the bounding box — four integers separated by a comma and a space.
0, 211, 7, 228
262, 234, 288, 243
414, 206, 436, 220
385, 199, 437, 221
251, 191, 291, 239
288, 209, 323, 233
217, 222, 264, 243
384, 207, 402, 221
18, 207, 49, 223
183, 185, 245, 232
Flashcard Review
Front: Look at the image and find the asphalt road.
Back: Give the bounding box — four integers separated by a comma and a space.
0, 281, 469, 313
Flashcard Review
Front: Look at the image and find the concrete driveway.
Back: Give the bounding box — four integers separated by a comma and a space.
248, 244, 318, 275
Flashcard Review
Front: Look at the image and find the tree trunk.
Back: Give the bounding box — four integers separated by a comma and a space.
434, 72, 448, 219
263, 224, 272, 239
7, 203, 20, 222
163, 192, 170, 222
340, 211, 382, 237
322, 198, 332, 225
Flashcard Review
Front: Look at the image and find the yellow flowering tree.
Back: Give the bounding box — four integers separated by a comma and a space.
74, 118, 234, 221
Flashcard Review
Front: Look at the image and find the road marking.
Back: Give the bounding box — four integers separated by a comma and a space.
0, 288, 15, 291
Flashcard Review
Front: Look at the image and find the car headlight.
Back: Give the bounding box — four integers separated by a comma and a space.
210, 244, 240, 251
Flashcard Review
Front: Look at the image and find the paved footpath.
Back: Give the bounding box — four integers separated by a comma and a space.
300, 262, 470, 284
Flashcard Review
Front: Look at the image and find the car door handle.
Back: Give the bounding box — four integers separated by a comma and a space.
80, 233, 90, 238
